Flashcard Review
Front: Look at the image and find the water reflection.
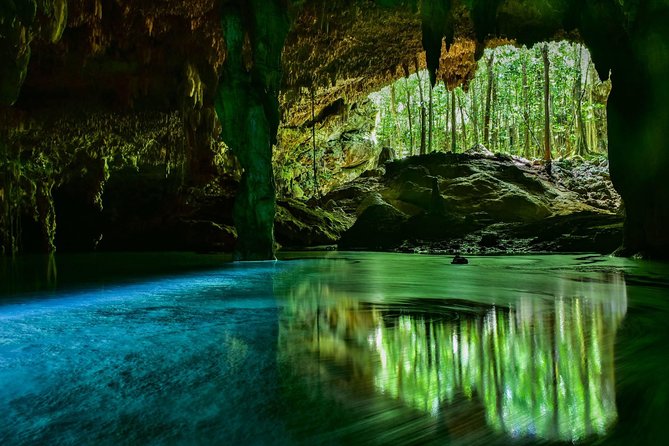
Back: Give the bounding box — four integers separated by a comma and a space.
279, 265, 627, 443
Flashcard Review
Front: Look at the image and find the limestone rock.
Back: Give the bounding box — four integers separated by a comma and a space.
275, 199, 353, 248
356, 192, 388, 216
334, 151, 622, 253
339, 203, 408, 250
464, 143, 495, 158
377, 147, 396, 167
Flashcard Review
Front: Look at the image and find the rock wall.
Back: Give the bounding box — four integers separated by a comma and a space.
0, 108, 239, 255
1, 0, 227, 254
279, 0, 669, 258
600, 3, 669, 258
276, 99, 380, 199
335, 151, 622, 253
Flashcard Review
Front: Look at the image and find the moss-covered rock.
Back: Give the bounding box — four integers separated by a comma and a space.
275, 198, 353, 247
215, 0, 290, 260
335, 151, 621, 253
339, 202, 408, 250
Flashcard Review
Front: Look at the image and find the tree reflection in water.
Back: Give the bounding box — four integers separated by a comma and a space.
279, 269, 627, 443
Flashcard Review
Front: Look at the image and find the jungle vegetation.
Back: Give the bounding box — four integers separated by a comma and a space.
369, 41, 611, 161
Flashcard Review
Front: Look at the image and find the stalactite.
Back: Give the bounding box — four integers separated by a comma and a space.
420, 0, 453, 86
0, 0, 36, 105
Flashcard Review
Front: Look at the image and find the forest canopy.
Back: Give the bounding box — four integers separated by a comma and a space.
369, 41, 611, 161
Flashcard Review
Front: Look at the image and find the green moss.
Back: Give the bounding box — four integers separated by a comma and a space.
1, 111, 188, 254
0, 136, 54, 254
45, 0, 67, 43
185, 63, 205, 109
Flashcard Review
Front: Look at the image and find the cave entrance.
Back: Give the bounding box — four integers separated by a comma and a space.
277, 41, 622, 255
368, 41, 611, 162
277, 41, 613, 202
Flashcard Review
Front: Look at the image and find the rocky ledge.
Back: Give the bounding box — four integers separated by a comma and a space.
324, 147, 622, 255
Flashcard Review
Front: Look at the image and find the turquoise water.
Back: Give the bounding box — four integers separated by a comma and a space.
1, 252, 668, 445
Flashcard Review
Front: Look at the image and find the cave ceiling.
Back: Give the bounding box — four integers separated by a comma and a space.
1, 0, 645, 145
4, 0, 596, 126
280, 1, 424, 127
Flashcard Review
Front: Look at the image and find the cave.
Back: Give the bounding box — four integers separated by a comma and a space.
1, 1, 669, 444
1, 1, 666, 260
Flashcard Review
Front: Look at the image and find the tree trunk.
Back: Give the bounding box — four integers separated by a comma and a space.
404, 77, 414, 156
575, 44, 589, 157
444, 85, 450, 151
542, 43, 552, 175
522, 53, 530, 158
428, 82, 434, 152
492, 76, 498, 152
484, 51, 495, 148
451, 89, 457, 152
416, 64, 427, 156
390, 83, 402, 155
587, 72, 598, 152
459, 91, 467, 150
471, 81, 480, 145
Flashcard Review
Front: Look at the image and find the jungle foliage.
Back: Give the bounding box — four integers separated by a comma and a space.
369, 41, 610, 160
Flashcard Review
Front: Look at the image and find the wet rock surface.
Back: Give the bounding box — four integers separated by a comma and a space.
328, 151, 623, 254
275, 198, 353, 248
338, 203, 408, 250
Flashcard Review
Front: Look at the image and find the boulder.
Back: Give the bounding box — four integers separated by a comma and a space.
376, 146, 396, 167
356, 192, 387, 215
397, 181, 433, 210
486, 192, 552, 222
275, 198, 353, 247
392, 164, 432, 187
331, 152, 621, 254
402, 212, 469, 242
339, 203, 408, 250
465, 143, 495, 157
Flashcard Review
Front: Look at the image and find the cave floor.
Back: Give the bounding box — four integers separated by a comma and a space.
1, 252, 668, 445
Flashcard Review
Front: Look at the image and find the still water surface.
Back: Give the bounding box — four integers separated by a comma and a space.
1, 252, 668, 445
